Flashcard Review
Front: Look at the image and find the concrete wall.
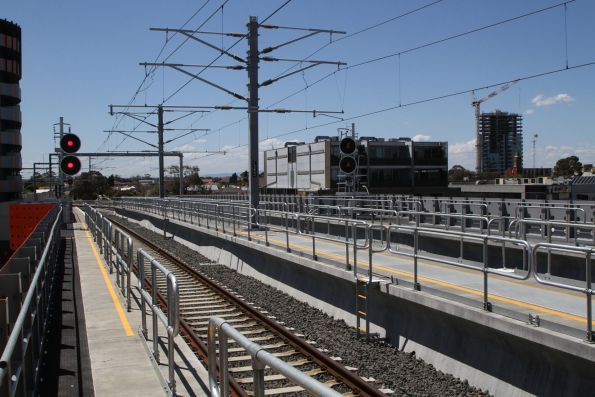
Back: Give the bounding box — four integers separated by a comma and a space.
116, 208, 595, 397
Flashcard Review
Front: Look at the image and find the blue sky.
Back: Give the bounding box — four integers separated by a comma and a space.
4, 0, 595, 177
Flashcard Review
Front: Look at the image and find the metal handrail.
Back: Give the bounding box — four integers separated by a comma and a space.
207, 316, 342, 397
386, 224, 531, 310
0, 206, 62, 396
137, 249, 179, 394
532, 243, 594, 342
509, 218, 595, 245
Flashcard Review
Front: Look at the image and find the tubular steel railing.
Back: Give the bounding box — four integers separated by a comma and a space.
532, 243, 595, 343
0, 206, 62, 397
386, 225, 532, 310
137, 249, 179, 394
207, 316, 342, 397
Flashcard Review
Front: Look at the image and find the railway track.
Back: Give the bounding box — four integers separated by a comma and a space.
107, 215, 385, 396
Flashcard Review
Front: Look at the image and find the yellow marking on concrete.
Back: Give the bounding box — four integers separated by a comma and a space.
237, 229, 593, 325
84, 229, 134, 336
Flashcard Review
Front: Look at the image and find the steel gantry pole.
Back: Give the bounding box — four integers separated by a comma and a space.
58, 116, 64, 198
247, 16, 260, 214
158, 105, 165, 199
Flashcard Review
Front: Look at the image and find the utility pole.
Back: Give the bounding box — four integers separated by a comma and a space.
158, 105, 165, 198
533, 133, 538, 169
247, 16, 260, 212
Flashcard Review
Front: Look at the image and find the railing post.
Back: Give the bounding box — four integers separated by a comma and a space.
483, 237, 492, 311
285, 212, 290, 252
586, 251, 593, 343
413, 228, 420, 291
345, 220, 350, 270
252, 358, 266, 397
311, 216, 317, 260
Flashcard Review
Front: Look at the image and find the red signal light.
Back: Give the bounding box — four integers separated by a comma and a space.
60, 155, 81, 175
60, 133, 81, 154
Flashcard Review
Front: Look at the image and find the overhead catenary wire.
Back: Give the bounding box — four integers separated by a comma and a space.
105, 0, 294, 172
172, 0, 574, 152
167, 1, 443, 152
190, 59, 595, 164
105, 0, 233, 155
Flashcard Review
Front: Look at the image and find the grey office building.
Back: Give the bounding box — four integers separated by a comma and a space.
479, 110, 523, 174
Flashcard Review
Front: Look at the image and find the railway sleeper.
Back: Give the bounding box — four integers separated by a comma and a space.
182, 302, 231, 311
223, 342, 287, 354
185, 312, 246, 322
227, 349, 299, 363
234, 368, 325, 384
197, 327, 269, 339
229, 358, 310, 373
183, 307, 237, 317
209, 334, 276, 345
191, 316, 251, 327
193, 321, 258, 333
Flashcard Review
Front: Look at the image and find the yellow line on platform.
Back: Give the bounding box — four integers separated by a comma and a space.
84, 229, 134, 336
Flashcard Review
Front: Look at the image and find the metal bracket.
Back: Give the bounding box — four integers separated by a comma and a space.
528, 313, 541, 327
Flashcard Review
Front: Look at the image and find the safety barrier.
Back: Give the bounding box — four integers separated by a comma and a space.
386, 225, 531, 310
510, 218, 595, 246
207, 316, 342, 397
137, 249, 179, 394
0, 206, 62, 397
533, 243, 595, 342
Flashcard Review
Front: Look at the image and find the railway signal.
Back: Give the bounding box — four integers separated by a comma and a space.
340, 137, 356, 155
59, 133, 81, 175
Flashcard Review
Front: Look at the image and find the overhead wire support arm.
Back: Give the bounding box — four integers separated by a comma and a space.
164, 128, 211, 144
150, 27, 246, 64
109, 112, 158, 128
259, 24, 345, 54
260, 59, 346, 87
150, 27, 245, 38
140, 62, 245, 71
102, 130, 158, 148
141, 62, 248, 101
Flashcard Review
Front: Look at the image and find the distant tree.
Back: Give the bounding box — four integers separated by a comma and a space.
448, 165, 475, 182
229, 172, 238, 184
553, 156, 582, 178
240, 170, 249, 184
107, 174, 115, 187
70, 171, 111, 200
184, 166, 201, 190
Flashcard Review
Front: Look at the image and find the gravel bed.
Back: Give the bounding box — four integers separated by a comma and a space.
113, 215, 490, 396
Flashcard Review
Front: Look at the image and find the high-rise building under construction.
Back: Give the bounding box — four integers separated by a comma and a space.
479, 110, 523, 174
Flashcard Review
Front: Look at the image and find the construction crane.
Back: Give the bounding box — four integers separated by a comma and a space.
471, 79, 519, 173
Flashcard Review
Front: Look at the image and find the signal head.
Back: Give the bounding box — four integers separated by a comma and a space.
339, 137, 356, 155
60, 155, 81, 176
60, 133, 81, 154
339, 156, 357, 174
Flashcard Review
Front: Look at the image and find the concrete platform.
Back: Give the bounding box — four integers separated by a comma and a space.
72, 209, 209, 397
